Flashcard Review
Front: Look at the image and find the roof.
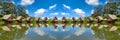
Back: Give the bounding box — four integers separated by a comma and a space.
108, 14, 117, 19
97, 16, 103, 20
36, 17, 40, 20
88, 17, 93, 20
2, 14, 12, 20
16, 16, 23, 20
27, 17, 31, 20
79, 17, 84, 20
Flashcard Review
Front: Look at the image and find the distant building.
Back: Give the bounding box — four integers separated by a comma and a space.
36, 17, 40, 23
79, 17, 83, 23
87, 17, 93, 23
52, 16, 58, 23
2, 14, 13, 23
16, 16, 24, 23
72, 17, 76, 23
96, 16, 103, 23
106, 14, 117, 22
26, 17, 32, 23
62, 16, 67, 23
43, 17, 48, 23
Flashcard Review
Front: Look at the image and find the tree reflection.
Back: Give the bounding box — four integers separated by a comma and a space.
0, 24, 28, 40
92, 23, 120, 40
0, 23, 120, 40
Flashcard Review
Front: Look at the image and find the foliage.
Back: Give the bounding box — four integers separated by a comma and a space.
91, 5, 104, 17
0, 0, 29, 17
16, 5, 28, 17
91, 0, 120, 17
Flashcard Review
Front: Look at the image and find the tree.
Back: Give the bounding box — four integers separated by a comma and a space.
16, 5, 28, 17
103, 0, 118, 15
91, 0, 119, 17
1, 0, 16, 15
91, 5, 103, 17
0, 0, 29, 17
0, 0, 2, 13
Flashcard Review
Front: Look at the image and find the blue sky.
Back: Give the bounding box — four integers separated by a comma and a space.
13, 0, 107, 18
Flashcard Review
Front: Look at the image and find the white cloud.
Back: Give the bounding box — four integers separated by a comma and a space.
34, 8, 46, 17
63, 4, 71, 9
85, 0, 99, 6
26, 10, 29, 14
50, 12, 59, 15
73, 8, 85, 17
81, 15, 85, 17
54, 13, 58, 15
35, 8, 46, 14
12, 1, 15, 4
91, 10, 94, 14
105, 1, 108, 4
49, 4, 57, 10
61, 12, 69, 16
62, 12, 66, 15
21, 0, 35, 5
73, 8, 85, 14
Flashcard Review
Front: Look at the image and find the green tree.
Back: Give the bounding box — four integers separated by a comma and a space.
103, 0, 118, 15
0, 0, 2, 13
1, 0, 16, 15
91, 5, 103, 17
16, 5, 29, 17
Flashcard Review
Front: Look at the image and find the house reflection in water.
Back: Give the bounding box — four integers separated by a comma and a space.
0, 23, 120, 40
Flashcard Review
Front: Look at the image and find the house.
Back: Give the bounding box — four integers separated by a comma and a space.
52, 16, 58, 23
26, 17, 32, 23
62, 16, 67, 23
16, 16, 24, 23
2, 14, 13, 23
79, 17, 83, 23
72, 17, 76, 23
87, 17, 93, 23
106, 14, 117, 23
43, 17, 48, 23
96, 16, 103, 23
36, 17, 40, 23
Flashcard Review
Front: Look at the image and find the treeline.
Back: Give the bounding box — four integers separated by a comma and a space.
91, 0, 120, 17
0, 0, 29, 17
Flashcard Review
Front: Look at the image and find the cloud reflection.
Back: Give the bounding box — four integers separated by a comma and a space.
34, 28, 46, 36
74, 28, 86, 36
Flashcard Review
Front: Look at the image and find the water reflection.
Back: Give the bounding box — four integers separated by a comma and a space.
0, 23, 120, 40
0, 24, 28, 40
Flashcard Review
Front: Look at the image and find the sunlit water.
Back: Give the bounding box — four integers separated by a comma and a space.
0, 24, 120, 40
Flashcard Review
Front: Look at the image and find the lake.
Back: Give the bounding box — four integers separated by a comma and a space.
0, 23, 120, 40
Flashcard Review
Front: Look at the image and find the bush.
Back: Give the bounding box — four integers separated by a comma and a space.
0, 14, 3, 17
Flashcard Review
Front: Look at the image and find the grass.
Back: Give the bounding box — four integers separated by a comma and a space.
0, 17, 119, 25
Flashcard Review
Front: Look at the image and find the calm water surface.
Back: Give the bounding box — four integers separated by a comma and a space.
0, 23, 120, 40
